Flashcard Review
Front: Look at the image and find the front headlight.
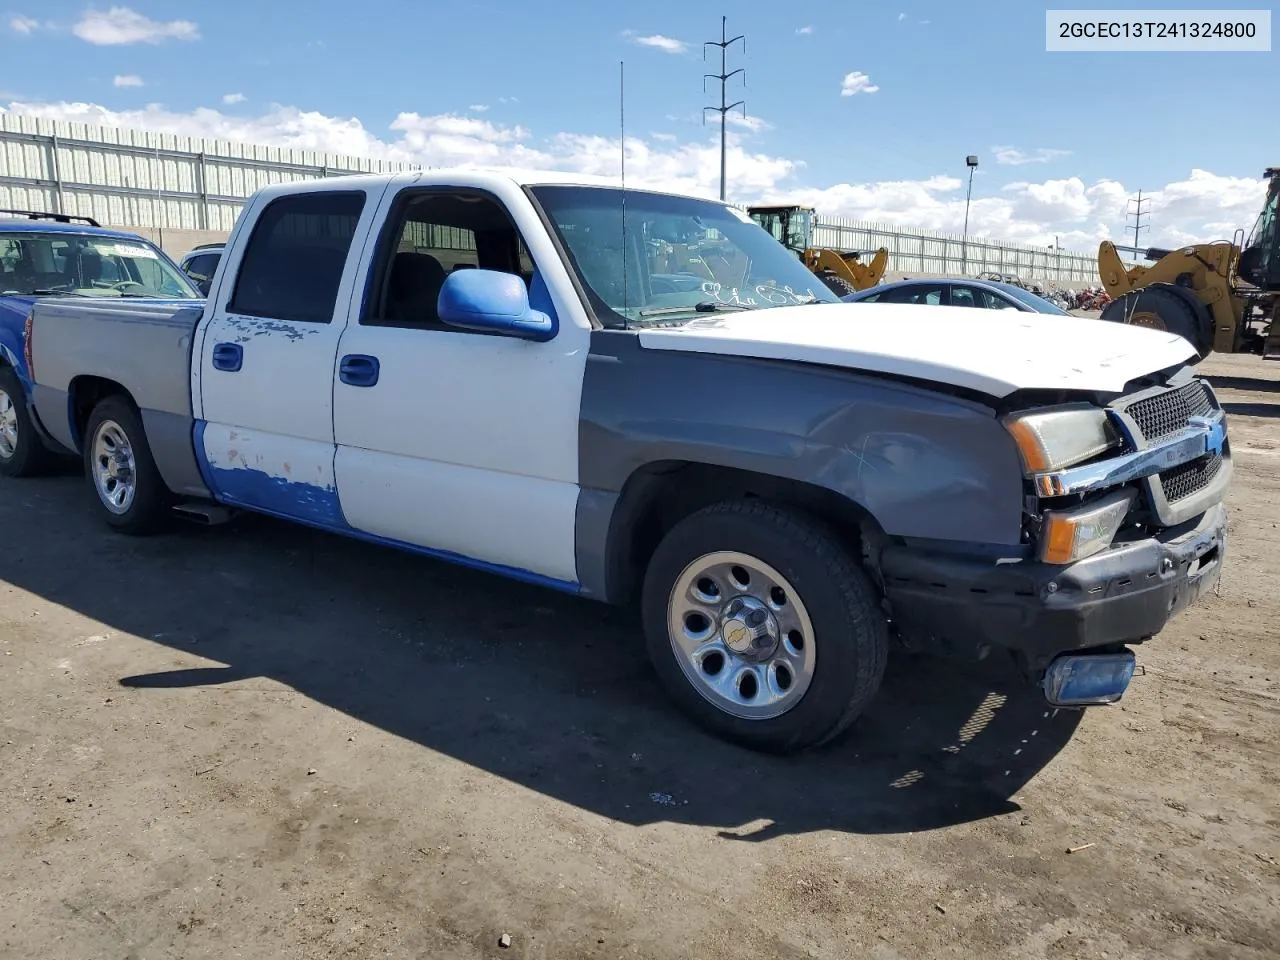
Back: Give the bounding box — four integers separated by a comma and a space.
1002, 405, 1119, 473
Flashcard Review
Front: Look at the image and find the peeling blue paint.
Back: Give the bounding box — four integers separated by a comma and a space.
190, 419, 580, 595
223, 316, 318, 342
207, 463, 348, 527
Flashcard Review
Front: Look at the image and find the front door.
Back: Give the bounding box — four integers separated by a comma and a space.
331, 184, 589, 588
194, 186, 381, 525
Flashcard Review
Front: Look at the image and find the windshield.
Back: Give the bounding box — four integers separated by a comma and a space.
0, 231, 201, 299
997, 283, 1070, 315
528, 185, 839, 327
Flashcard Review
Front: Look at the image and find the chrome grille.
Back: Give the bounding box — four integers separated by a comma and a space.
1158, 453, 1223, 503
1125, 381, 1214, 443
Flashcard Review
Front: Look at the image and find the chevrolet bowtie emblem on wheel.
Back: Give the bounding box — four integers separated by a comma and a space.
723, 622, 749, 649
1190, 415, 1226, 457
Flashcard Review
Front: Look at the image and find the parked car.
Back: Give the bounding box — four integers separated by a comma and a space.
843, 278, 1071, 315
177, 242, 224, 296
11, 172, 1229, 753
0, 208, 202, 476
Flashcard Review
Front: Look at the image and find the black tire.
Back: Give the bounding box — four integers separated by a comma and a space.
640, 500, 889, 754
1100, 284, 1213, 358
0, 365, 56, 478
82, 394, 171, 535
819, 271, 858, 298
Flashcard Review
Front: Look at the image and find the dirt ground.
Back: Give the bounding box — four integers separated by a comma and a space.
1, 354, 1278, 960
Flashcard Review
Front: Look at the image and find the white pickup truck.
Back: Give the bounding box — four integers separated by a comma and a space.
14, 169, 1230, 753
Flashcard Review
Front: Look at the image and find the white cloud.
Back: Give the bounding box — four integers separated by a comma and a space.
993, 145, 1071, 166
73, 6, 200, 45
468, 104, 489, 112
796, 25, 813, 35
840, 71, 880, 97
222, 92, 247, 105
725, 113, 770, 133
9, 14, 39, 34
498, 96, 519, 104
630, 33, 688, 54
112, 74, 144, 88
0, 98, 1263, 253
898, 12, 906, 21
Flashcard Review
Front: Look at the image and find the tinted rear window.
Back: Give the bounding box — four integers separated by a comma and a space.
228, 192, 366, 323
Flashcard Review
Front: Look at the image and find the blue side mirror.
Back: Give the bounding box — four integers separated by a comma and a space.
437, 268, 556, 342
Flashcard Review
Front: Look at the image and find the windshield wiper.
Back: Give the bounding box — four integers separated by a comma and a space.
638, 300, 756, 317
31, 288, 89, 297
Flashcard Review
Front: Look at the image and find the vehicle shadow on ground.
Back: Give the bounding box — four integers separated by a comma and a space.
1205, 374, 1280, 394
1223, 402, 1280, 419
1, 475, 1082, 839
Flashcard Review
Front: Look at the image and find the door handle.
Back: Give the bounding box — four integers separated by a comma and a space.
211, 342, 243, 372
339, 354, 380, 387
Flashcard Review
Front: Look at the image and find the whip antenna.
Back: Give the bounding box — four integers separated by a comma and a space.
620, 59, 629, 327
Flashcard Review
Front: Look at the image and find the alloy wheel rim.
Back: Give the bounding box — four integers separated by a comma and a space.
666, 550, 816, 720
0, 388, 17, 460
91, 420, 137, 514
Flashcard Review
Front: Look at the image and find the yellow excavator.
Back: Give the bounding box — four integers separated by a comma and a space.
1097, 166, 1280, 359
748, 205, 888, 296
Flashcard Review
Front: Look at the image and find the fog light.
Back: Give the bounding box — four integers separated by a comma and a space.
1042, 651, 1137, 707
1040, 488, 1135, 565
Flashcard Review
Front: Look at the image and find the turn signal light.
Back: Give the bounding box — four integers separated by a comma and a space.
1040, 489, 1135, 565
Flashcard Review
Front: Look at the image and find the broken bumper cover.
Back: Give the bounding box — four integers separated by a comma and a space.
880, 501, 1227, 676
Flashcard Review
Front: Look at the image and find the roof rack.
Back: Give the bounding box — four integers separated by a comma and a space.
0, 208, 102, 227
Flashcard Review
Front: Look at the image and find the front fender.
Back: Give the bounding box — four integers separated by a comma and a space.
0, 304, 33, 395
579, 331, 1026, 547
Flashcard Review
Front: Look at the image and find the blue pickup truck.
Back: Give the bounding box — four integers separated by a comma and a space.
0, 209, 202, 475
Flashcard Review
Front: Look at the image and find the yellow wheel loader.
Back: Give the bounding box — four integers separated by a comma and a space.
1097, 166, 1280, 359
747, 205, 888, 296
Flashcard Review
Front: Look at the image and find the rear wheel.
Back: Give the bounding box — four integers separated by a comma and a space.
83, 395, 171, 535
0, 366, 55, 478
641, 500, 889, 754
1100, 284, 1213, 358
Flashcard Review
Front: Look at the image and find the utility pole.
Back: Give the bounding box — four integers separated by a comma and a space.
703, 16, 745, 202
1127, 190, 1151, 259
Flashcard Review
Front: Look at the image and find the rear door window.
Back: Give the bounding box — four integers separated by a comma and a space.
880, 283, 944, 305
228, 191, 367, 323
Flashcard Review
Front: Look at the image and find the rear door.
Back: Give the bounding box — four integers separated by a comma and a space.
193, 184, 385, 525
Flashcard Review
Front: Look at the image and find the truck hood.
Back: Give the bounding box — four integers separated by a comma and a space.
634, 302, 1197, 398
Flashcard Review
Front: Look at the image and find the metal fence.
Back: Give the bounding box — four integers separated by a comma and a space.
0, 113, 1104, 286
0, 113, 413, 233
813, 218, 1101, 286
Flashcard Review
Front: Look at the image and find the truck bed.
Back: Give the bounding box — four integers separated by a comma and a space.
29, 297, 211, 498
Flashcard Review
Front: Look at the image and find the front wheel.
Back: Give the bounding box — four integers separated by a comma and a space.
0, 366, 56, 478
641, 500, 889, 754
83, 395, 171, 535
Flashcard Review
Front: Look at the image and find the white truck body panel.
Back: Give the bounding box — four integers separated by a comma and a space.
636, 303, 1198, 397
330, 174, 588, 582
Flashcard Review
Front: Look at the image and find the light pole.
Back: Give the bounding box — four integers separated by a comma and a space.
961, 155, 978, 274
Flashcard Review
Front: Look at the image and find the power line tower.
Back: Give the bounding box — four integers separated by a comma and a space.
1127, 190, 1151, 258
703, 15, 745, 202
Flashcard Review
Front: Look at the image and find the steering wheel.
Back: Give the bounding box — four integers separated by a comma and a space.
110, 281, 146, 292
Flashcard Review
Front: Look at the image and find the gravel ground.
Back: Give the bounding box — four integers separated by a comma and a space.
1, 352, 1278, 960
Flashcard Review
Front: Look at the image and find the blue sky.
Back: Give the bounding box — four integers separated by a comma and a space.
2, 1, 1275, 249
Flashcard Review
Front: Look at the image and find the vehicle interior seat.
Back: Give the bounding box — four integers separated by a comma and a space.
386, 251, 446, 325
